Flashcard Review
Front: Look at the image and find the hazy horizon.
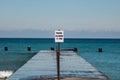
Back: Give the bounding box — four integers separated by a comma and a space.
0, 29, 120, 38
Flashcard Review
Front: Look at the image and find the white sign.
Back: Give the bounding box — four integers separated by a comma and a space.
55, 29, 64, 43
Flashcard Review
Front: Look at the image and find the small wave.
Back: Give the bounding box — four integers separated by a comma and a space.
0, 70, 13, 78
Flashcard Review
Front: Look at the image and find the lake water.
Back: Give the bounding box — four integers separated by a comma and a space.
0, 38, 120, 80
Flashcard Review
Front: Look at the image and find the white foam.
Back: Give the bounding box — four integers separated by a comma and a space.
0, 71, 13, 78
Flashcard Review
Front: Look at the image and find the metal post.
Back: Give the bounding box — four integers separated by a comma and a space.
56, 43, 60, 80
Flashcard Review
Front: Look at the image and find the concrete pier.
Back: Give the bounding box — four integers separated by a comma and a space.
8, 50, 109, 80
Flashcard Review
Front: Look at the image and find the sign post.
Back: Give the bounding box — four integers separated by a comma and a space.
55, 29, 64, 80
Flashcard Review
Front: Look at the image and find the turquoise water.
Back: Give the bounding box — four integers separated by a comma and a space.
0, 38, 120, 80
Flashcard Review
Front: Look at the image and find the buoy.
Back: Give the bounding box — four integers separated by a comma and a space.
4, 47, 8, 51
27, 46, 31, 51
51, 47, 54, 51
98, 48, 102, 52
73, 48, 78, 52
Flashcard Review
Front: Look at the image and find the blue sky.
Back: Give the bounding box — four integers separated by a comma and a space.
0, 0, 120, 38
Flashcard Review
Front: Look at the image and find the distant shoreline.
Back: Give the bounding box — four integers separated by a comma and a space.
0, 38, 120, 39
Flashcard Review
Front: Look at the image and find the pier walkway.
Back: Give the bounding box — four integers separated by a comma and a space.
8, 50, 109, 80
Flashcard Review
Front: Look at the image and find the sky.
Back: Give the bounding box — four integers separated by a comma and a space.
0, 0, 120, 38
